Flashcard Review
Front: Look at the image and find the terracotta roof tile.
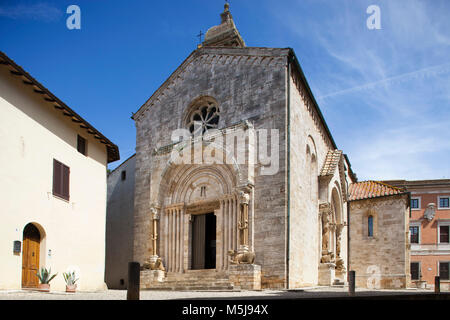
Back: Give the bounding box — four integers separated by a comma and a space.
320, 150, 343, 176
348, 181, 406, 201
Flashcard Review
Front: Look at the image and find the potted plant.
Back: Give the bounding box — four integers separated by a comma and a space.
36, 267, 57, 292
63, 271, 78, 293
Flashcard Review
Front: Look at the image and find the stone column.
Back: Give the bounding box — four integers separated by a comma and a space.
151, 207, 159, 256
334, 223, 346, 284
141, 206, 165, 275
238, 191, 250, 252
319, 203, 334, 263
318, 202, 335, 286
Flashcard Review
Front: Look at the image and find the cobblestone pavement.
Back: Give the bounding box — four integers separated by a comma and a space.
0, 287, 442, 300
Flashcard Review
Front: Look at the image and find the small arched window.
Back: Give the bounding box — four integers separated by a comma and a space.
368, 215, 374, 237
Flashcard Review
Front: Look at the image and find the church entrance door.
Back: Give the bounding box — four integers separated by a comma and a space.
191, 213, 216, 270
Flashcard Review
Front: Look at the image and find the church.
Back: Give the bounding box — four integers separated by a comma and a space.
107, 3, 411, 290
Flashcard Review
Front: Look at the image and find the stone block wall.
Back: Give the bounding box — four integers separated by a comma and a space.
349, 194, 411, 289
132, 47, 290, 289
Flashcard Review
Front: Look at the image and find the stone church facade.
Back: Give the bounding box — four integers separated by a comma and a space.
106, 4, 411, 290
130, 4, 358, 290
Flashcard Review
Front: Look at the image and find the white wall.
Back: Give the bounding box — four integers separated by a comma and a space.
0, 66, 108, 292
105, 155, 135, 289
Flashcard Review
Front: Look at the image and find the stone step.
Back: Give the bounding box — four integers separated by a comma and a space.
142, 270, 237, 291
144, 286, 235, 291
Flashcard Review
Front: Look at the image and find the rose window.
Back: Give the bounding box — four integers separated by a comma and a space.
187, 101, 220, 135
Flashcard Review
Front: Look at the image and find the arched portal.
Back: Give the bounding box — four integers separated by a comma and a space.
22, 223, 43, 288
158, 163, 242, 272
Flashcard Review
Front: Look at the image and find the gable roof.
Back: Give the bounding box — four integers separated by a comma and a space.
348, 180, 406, 201
0, 51, 120, 163
132, 46, 340, 147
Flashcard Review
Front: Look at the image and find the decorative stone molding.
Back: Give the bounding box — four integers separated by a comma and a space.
239, 190, 250, 205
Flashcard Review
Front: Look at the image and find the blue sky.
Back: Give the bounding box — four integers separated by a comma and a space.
1, 0, 449, 180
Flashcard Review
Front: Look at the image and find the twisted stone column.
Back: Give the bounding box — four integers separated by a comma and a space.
238, 191, 250, 251
142, 206, 165, 271
151, 207, 159, 256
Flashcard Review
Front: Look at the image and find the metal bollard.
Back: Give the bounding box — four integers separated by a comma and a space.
127, 262, 141, 300
435, 276, 440, 294
349, 271, 355, 296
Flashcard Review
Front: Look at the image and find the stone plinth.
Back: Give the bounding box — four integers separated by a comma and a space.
229, 264, 261, 290
318, 263, 336, 286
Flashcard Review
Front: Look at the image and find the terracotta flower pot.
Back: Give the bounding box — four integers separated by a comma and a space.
38, 283, 50, 292
66, 284, 77, 293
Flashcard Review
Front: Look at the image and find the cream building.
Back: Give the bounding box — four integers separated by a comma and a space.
0, 51, 119, 291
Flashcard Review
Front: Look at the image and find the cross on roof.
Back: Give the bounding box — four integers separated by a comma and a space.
197, 30, 204, 44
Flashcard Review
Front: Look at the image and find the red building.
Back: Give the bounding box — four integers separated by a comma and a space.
386, 180, 450, 289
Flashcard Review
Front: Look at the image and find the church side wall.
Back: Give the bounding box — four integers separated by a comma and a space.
105, 155, 136, 289
288, 73, 333, 288
133, 49, 289, 289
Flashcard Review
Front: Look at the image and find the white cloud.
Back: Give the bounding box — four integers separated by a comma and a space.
0, 2, 62, 22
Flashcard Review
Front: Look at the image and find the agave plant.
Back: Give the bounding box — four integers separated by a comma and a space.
36, 267, 57, 284
63, 271, 78, 286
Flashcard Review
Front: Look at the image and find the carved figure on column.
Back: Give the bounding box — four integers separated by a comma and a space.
320, 203, 334, 263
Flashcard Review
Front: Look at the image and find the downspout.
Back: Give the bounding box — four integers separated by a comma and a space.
286, 52, 292, 289
347, 200, 350, 281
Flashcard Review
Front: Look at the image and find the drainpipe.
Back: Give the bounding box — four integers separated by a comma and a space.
347, 200, 350, 281
286, 52, 292, 289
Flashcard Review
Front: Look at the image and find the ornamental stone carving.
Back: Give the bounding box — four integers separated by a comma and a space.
319, 202, 334, 263
424, 203, 436, 221
228, 249, 255, 265
142, 255, 166, 272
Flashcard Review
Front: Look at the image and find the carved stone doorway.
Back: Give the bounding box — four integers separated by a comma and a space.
191, 212, 216, 270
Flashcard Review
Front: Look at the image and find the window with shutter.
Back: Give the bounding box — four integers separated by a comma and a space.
439, 262, 449, 280
52, 159, 70, 201
440, 225, 449, 243
410, 226, 419, 244
410, 262, 420, 280
77, 135, 87, 156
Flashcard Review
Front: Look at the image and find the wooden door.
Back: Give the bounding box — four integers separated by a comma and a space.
191, 214, 206, 270
22, 224, 40, 288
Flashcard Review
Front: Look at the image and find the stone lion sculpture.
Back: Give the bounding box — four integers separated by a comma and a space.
141, 257, 166, 271
228, 249, 255, 264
